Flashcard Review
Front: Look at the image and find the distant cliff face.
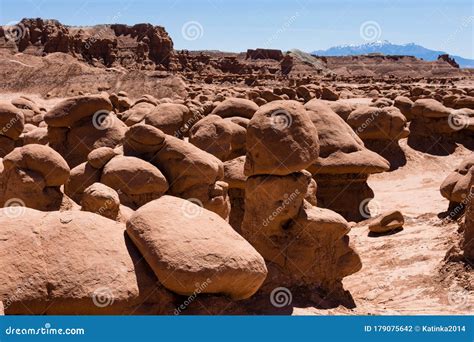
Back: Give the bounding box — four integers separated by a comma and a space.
246, 49, 283, 61
311, 40, 474, 68
0, 18, 174, 69
312, 54, 465, 78
438, 54, 460, 69
0, 18, 469, 86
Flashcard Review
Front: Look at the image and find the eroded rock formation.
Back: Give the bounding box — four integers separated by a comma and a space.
347, 106, 409, 170
0, 18, 174, 69
45, 95, 126, 167
126, 195, 268, 300
241, 100, 361, 298
0, 144, 71, 211
0, 208, 175, 314
304, 100, 389, 222
440, 154, 474, 215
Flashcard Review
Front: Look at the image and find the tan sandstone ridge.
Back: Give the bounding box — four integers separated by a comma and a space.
1, 18, 471, 99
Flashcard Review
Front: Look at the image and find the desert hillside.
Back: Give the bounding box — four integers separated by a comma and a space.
0, 18, 470, 98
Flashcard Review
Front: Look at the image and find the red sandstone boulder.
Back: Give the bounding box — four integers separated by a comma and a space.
0, 208, 174, 314
440, 154, 474, 205
0, 101, 25, 140
347, 106, 409, 141
101, 155, 169, 209
144, 103, 192, 137
244, 100, 320, 176
411, 99, 451, 118
304, 100, 389, 221
126, 195, 268, 300
45, 95, 113, 127
463, 184, 473, 261
0, 145, 71, 211
189, 115, 247, 161
211, 98, 259, 119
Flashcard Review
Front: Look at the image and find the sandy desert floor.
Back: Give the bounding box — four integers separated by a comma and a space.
295, 142, 473, 315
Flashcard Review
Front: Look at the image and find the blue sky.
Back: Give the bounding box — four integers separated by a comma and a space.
1, 0, 473, 58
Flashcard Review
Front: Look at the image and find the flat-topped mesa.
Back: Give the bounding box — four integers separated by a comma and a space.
0, 18, 174, 68
241, 100, 361, 298
304, 100, 390, 222
320, 54, 465, 78
246, 48, 284, 61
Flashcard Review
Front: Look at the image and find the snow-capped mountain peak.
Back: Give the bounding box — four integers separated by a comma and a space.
310, 41, 474, 68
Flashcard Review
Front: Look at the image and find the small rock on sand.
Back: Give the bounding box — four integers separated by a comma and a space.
369, 210, 405, 233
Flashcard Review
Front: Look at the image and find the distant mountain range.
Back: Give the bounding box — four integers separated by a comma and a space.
311, 40, 474, 68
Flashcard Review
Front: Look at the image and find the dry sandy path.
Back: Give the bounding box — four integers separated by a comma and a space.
296, 142, 473, 315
